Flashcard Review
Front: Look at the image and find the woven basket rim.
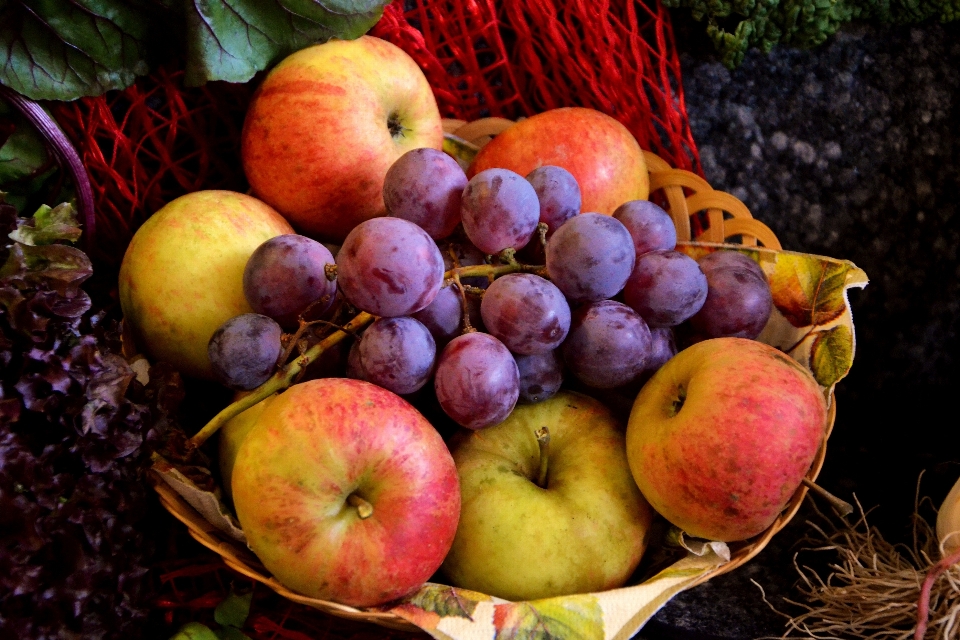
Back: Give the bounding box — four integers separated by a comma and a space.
150, 120, 834, 634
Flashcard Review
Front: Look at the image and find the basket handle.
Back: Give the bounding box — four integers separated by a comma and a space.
0, 85, 96, 253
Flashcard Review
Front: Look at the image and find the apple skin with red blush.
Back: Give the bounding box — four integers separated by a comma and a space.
626, 338, 828, 542
231, 378, 460, 607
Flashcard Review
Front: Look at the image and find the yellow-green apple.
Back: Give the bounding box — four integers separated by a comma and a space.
441, 391, 654, 601
218, 393, 275, 504
231, 378, 460, 607
626, 338, 828, 542
241, 35, 444, 242
468, 107, 649, 215
118, 190, 293, 380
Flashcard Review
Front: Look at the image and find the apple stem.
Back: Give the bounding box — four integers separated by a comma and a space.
536, 427, 550, 488
347, 493, 374, 519
801, 477, 854, 516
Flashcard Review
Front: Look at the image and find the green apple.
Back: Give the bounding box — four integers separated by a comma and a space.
118, 190, 293, 379
218, 393, 276, 504
441, 390, 654, 601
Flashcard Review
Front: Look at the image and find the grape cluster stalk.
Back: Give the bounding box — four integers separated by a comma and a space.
190, 257, 543, 448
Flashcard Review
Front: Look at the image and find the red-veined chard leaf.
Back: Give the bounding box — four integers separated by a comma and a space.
183, 0, 388, 86
0, 0, 151, 100
0, 0, 390, 101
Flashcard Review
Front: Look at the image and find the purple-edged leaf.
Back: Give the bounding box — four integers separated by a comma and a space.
0, 1, 150, 100
2, 243, 93, 292
183, 0, 389, 86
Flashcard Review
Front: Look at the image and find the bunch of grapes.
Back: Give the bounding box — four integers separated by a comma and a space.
209, 148, 773, 431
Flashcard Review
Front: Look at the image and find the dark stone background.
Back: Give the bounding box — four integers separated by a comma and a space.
637, 19, 960, 639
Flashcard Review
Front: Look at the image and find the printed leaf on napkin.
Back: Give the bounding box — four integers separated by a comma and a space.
676, 242, 867, 395
492, 595, 604, 640
768, 252, 851, 328
387, 583, 489, 631
810, 324, 855, 388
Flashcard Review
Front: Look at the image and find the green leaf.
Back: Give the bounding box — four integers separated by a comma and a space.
492, 596, 604, 640
169, 622, 220, 640
9, 203, 82, 246
810, 324, 854, 387
0, 0, 151, 100
0, 103, 53, 185
182, 0, 389, 87
0, 103, 62, 212
213, 587, 253, 629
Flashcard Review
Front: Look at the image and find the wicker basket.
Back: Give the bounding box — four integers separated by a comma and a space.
149, 117, 836, 634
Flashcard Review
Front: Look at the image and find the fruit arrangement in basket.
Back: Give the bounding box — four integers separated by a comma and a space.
118, 36, 868, 638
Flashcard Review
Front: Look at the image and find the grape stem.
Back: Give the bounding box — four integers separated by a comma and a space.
452, 272, 475, 333
188, 311, 375, 447
186, 260, 544, 449
535, 427, 550, 488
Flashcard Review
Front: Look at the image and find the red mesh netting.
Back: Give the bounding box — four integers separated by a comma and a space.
51, 0, 700, 269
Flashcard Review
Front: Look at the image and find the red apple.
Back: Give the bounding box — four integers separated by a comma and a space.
626, 338, 827, 542
230, 378, 460, 607
241, 36, 444, 242
468, 107, 650, 215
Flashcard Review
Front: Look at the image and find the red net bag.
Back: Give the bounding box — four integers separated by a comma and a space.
50, 0, 700, 268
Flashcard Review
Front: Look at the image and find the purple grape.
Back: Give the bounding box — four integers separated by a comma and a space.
613, 200, 677, 256
561, 300, 652, 389
383, 148, 468, 240
645, 327, 678, 373
354, 317, 437, 395
208, 313, 283, 390
697, 250, 766, 282
337, 217, 445, 317
623, 250, 708, 328
440, 239, 490, 289
434, 332, 520, 429
545, 213, 636, 304
515, 350, 564, 403
346, 339, 364, 379
480, 273, 571, 355
525, 165, 581, 236
411, 283, 464, 348
632, 327, 678, 388
689, 266, 773, 339
461, 168, 540, 254
243, 234, 337, 328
